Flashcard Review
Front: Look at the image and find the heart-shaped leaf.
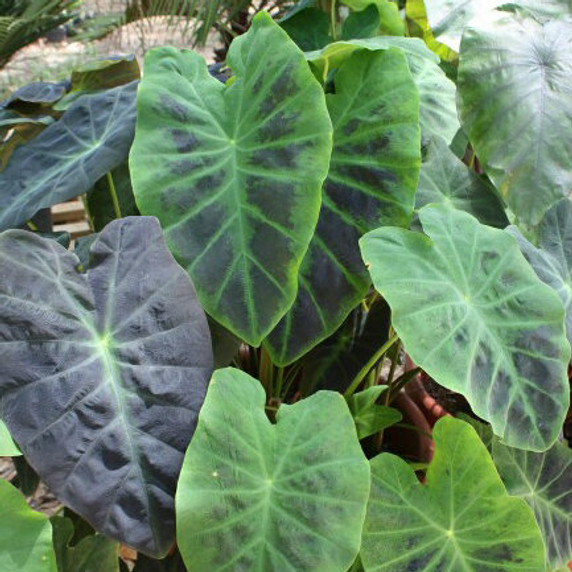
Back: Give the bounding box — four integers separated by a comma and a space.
0, 479, 57, 572
265, 47, 420, 365
457, 12, 572, 225
416, 137, 508, 228
507, 199, 572, 351
342, 5, 381, 40
493, 438, 572, 568
0, 217, 213, 556
360, 417, 546, 571
360, 203, 570, 450
131, 12, 332, 346
307, 37, 459, 145
0, 81, 137, 231
176, 367, 370, 572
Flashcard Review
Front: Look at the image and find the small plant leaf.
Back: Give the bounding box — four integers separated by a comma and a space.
280, 7, 331, 50
176, 367, 370, 572
265, 47, 420, 365
457, 11, 572, 225
361, 417, 546, 571
360, 417, 544, 572
360, 203, 570, 451
0, 419, 21, 456
307, 36, 459, 144
415, 137, 508, 228
0, 217, 213, 557
0, 479, 57, 572
342, 5, 381, 40
507, 199, 572, 351
347, 386, 401, 439
0, 81, 137, 231
51, 516, 119, 572
493, 438, 572, 568
131, 12, 332, 346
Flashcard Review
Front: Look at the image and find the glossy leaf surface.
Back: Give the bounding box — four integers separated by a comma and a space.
0, 81, 137, 231
177, 368, 370, 572
265, 48, 420, 365
457, 12, 572, 225
361, 417, 545, 571
131, 12, 332, 346
508, 199, 572, 350
0, 217, 213, 556
307, 37, 459, 144
0, 480, 57, 572
493, 439, 572, 568
416, 137, 508, 228
360, 204, 570, 450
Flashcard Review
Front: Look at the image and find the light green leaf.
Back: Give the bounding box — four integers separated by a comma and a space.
457, 11, 572, 225
131, 12, 332, 346
0, 479, 57, 572
176, 368, 370, 572
0, 419, 21, 456
51, 516, 119, 572
493, 438, 572, 568
346, 386, 401, 439
416, 137, 508, 228
507, 199, 572, 351
360, 203, 570, 451
265, 47, 420, 365
361, 417, 546, 571
307, 36, 459, 144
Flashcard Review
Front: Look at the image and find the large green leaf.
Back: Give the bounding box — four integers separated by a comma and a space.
360, 203, 570, 450
0, 479, 57, 572
307, 36, 459, 144
176, 368, 370, 572
0, 81, 137, 231
493, 438, 572, 568
0, 217, 213, 556
457, 11, 572, 225
280, 7, 331, 51
508, 199, 572, 351
415, 137, 508, 229
360, 417, 546, 571
265, 47, 420, 365
131, 12, 332, 346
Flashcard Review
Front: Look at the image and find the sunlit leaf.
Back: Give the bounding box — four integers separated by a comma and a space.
361, 417, 546, 571
177, 368, 370, 572
360, 203, 570, 450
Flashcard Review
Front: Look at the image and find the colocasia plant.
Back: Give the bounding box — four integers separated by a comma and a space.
1, 1, 572, 571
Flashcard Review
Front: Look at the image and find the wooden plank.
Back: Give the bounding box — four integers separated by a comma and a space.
51, 200, 85, 223
53, 220, 91, 239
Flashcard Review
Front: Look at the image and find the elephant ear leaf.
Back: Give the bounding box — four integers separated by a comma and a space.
415, 137, 508, 229
457, 12, 572, 225
493, 438, 572, 569
360, 203, 570, 451
265, 47, 420, 365
361, 417, 546, 571
0, 217, 213, 557
0, 81, 137, 231
0, 480, 57, 572
507, 198, 572, 351
130, 11, 332, 346
176, 368, 370, 572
